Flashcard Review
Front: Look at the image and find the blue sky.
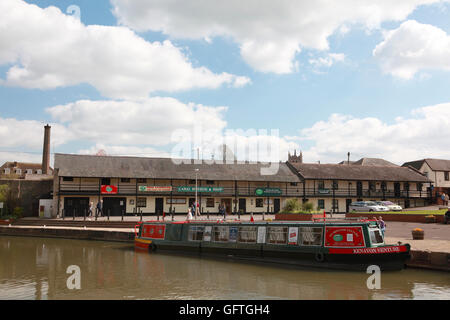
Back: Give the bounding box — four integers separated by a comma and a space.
1, 0, 450, 164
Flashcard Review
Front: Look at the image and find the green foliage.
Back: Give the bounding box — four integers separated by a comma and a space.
0, 184, 8, 202
281, 199, 317, 214
13, 207, 24, 219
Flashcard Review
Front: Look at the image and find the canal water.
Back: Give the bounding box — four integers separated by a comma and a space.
0, 236, 449, 300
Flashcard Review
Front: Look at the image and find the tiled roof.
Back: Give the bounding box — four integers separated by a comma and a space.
402, 158, 450, 171
54, 153, 299, 182
289, 162, 430, 182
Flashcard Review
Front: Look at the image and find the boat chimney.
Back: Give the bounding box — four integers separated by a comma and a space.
42, 124, 51, 174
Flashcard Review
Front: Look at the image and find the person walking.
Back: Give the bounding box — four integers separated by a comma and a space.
378, 216, 386, 236
97, 200, 103, 217
441, 193, 446, 205
186, 207, 193, 221
219, 202, 226, 220
88, 202, 94, 219
445, 193, 449, 206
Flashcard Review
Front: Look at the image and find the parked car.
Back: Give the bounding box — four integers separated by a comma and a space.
349, 201, 389, 212
375, 201, 402, 211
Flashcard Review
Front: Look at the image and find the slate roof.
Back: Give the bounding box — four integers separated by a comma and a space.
54, 153, 300, 182
402, 159, 450, 172
352, 158, 398, 167
289, 162, 430, 182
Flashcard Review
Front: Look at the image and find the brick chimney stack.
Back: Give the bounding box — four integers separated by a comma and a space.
42, 124, 51, 174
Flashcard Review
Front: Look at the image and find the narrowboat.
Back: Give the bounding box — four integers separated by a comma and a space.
134, 218, 410, 271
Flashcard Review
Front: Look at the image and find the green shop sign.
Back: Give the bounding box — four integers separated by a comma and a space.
177, 186, 224, 193
254, 188, 282, 196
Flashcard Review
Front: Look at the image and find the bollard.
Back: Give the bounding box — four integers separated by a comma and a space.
171, 208, 174, 221
122, 209, 124, 221
95, 208, 98, 221
84, 208, 86, 221
140, 209, 143, 222
62, 209, 65, 220
73, 209, 76, 221
157, 210, 160, 221
262, 211, 265, 221
207, 210, 209, 220
162, 211, 165, 221
238, 210, 241, 220
108, 209, 110, 221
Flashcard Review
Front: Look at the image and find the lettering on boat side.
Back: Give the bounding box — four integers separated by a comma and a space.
178, 304, 270, 317
366, 265, 381, 290
328, 245, 406, 254
66, 265, 81, 290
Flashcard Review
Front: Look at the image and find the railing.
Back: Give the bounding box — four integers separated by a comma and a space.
59, 183, 431, 199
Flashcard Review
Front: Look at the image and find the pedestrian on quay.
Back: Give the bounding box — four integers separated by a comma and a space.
441, 193, 446, 205
97, 200, 103, 217
378, 216, 386, 236
186, 207, 193, 221
445, 193, 449, 206
88, 202, 94, 219
219, 203, 226, 220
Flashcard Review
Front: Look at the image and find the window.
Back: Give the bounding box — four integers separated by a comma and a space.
404, 182, 409, 191
206, 198, 215, 207
369, 181, 376, 192
188, 226, 205, 241
26, 169, 33, 174
381, 182, 386, 191
206, 180, 215, 185
369, 229, 384, 245
299, 227, 323, 246
267, 227, 288, 244
318, 181, 325, 189
445, 172, 449, 181
238, 226, 257, 243
290, 182, 298, 186
188, 179, 196, 184
120, 178, 131, 183
255, 198, 264, 207
4, 168, 10, 174
101, 178, 110, 185
15, 169, 22, 175
137, 178, 146, 183
63, 177, 74, 182
417, 183, 423, 191
36, 169, 42, 174
317, 199, 325, 210
213, 226, 229, 242
137, 197, 147, 208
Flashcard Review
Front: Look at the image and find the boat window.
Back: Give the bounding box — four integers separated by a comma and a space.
267, 227, 288, 245
369, 229, 384, 245
299, 227, 323, 246
238, 226, 257, 243
188, 226, 205, 241
213, 226, 229, 242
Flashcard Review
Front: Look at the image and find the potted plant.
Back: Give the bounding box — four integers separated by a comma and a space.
425, 215, 436, 223
411, 228, 424, 240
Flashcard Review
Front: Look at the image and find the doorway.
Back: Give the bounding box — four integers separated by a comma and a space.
238, 198, 246, 214
155, 198, 164, 215
356, 182, 363, 197
103, 197, 126, 216
220, 199, 232, 215
394, 183, 401, 197
346, 199, 352, 213
274, 199, 280, 213
64, 197, 89, 217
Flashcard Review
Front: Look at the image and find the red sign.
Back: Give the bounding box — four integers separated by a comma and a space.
101, 185, 118, 194
328, 245, 408, 255
324, 226, 365, 248
142, 224, 166, 239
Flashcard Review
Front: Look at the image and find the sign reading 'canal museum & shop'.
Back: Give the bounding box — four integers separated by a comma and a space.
177, 186, 224, 193
254, 188, 282, 196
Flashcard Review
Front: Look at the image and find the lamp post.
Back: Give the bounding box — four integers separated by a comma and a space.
195, 168, 199, 219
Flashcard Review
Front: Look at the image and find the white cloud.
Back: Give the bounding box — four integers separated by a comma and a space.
373, 20, 450, 79
0, 0, 250, 99
296, 102, 450, 164
111, 0, 445, 74
46, 97, 228, 146
309, 53, 346, 68
77, 144, 171, 158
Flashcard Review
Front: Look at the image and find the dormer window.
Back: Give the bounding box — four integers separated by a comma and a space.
4, 168, 10, 174
15, 169, 22, 175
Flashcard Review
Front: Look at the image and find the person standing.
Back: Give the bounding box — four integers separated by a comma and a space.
378, 216, 386, 236
445, 193, 449, 206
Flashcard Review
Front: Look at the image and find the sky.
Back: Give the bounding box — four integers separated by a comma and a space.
1, 0, 450, 166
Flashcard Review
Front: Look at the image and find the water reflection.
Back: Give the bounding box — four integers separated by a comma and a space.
0, 236, 449, 300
